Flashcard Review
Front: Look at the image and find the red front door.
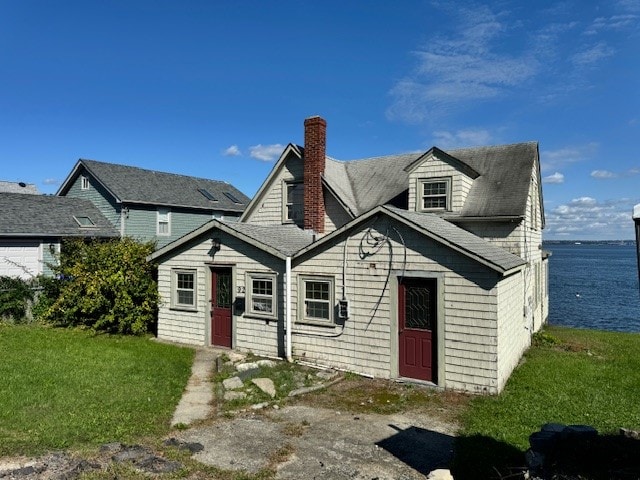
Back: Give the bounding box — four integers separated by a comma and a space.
211, 268, 232, 348
398, 277, 437, 382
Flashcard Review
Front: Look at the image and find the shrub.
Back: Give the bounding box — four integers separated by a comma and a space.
38, 237, 159, 334
0, 276, 34, 322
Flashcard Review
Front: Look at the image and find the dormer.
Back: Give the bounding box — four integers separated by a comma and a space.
405, 147, 480, 214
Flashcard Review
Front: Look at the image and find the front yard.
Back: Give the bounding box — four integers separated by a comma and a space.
0, 324, 193, 456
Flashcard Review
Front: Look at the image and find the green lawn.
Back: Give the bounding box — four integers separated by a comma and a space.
453, 326, 640, 479
0, 324, 194, 456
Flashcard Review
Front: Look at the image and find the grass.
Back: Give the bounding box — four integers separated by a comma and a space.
453, 326, 640, 479
0, 324, 194, 457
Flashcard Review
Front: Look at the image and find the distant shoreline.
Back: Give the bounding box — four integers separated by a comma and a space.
543, 240, 635, 246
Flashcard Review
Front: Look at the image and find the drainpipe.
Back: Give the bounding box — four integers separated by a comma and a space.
285, 256, 293, 361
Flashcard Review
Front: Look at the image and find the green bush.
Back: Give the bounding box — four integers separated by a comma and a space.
0, 276, 34, 322
37, 237, 159, 334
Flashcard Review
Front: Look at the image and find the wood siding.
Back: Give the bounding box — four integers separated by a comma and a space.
292, 216, 509, 393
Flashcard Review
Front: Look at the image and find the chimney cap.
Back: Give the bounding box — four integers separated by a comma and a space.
304, 115, 326, 125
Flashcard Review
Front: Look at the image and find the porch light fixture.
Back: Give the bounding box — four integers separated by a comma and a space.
211, 238, 221, 251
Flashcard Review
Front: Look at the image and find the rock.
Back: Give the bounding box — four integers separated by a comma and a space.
222, 376, 244, 390
621, 428, 640, 440
529, 430, 560, 453
237, 367, 260, 380
316, 369, 339, 380
236, 362, 259, 372
251, 402, 268, 409
224, 391, 247, 401
227, 351, 246, 363
163, 438, 204, 453
252, 378, 276, 397
256, 359, 276, 368
525, 449, 546, 469
426, 468, 454, 479
541, 422, 565, 433
562, 424, 598, 439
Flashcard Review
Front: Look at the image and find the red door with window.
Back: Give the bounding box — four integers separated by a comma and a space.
398, 277, 437, 382
211, 268, 232, 348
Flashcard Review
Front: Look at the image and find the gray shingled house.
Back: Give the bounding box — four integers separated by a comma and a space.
57, 159, 250, 248
0, 192, 118, 279
149, 116, 548, 394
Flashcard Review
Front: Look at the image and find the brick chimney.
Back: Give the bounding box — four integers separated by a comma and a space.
303, 116, 327, 234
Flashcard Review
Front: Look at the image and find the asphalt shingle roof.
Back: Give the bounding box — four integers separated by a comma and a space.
385, 206, 526, 273
322, 142, 538, 219
0, 193, 119, 237
219, 221, 314, 256
0, 181, 39, 194
65, 159, 250, 212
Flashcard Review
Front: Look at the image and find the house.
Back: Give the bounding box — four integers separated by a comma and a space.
0, 192, 119, 279
57, 159, 250, 247
149, 116, 548, 394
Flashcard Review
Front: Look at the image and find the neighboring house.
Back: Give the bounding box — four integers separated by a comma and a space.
149, 116, 548, 394
0, 192, 119, 279
0, 180, 39, 194
57, 159, 250, 248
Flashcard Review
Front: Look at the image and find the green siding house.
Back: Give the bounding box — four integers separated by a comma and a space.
57, 159, 250, 248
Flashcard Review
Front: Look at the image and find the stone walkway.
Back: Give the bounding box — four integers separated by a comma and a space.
170, 348, 219, 426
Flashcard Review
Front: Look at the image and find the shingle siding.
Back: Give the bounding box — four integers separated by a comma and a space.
65, 173, 122, 229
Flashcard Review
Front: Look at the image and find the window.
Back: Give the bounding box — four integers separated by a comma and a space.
172, 269, 197, 309
247, 273, 277, 318
81, 176, 89, 190
283, 181, 303, 225
73, 215, 95, 227
198, 188, 218, 201
419, 178, 450, 211
157, 208, 171, 235
299, 276, 334, 324
223, 191, 243, 204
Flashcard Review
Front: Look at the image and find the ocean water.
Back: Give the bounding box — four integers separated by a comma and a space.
547, 243, 640, 333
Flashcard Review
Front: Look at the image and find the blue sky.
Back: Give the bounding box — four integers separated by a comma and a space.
1, 1, 639, 240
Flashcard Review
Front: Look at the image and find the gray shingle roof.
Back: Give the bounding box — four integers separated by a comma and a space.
0, 181, 39, 194
218, 221, 314, 256
60, 159, 250, 212
384, 206, 526, 273
0, 193, 119, 238
322, 142, 538, 219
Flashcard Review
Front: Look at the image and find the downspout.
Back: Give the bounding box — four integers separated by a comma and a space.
285, 256, 293, 362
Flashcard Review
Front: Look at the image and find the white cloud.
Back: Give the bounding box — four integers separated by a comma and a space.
386, 5, 538, 122
249, 144, 284, 162
543, 172, 565, 184
223, 145, 241, 157
541, 143, 598, 172
432, 128, 493, 148
591, 169, 617, 179
585, 14, 639, 34
571, 42, 615, 67
43, 178, 60, 185
545, 196, 638, 239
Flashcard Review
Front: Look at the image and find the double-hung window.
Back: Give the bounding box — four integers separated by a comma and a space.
81, 175, 90, 190
172, 269, 197, 310
419, 178, 450, 211
247, 273, 277, 319
299, 276, 334, 324
157, 208, 171, 236
283, 181, 303, 225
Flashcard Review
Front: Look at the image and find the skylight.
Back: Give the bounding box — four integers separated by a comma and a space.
198, 188, 218, 201
223, 192, 242, 204
74, 216, 96, 227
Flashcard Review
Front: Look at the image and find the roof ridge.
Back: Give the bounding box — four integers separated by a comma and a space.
446, 140, 538, 153
80, 159, 233, 186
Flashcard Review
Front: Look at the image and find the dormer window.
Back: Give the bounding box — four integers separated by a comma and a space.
419, 178, 451, 211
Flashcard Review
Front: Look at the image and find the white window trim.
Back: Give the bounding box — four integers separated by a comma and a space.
171, 268, 197, 311
297, 275, 335, 326
157, 208, 171, 236
418, 177, 451, 212
81, 175, 89, 190
246, 272, 278, 319
282, 179, 303, 224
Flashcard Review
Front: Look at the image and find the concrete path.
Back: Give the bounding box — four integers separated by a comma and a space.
171, 348, 219, 427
